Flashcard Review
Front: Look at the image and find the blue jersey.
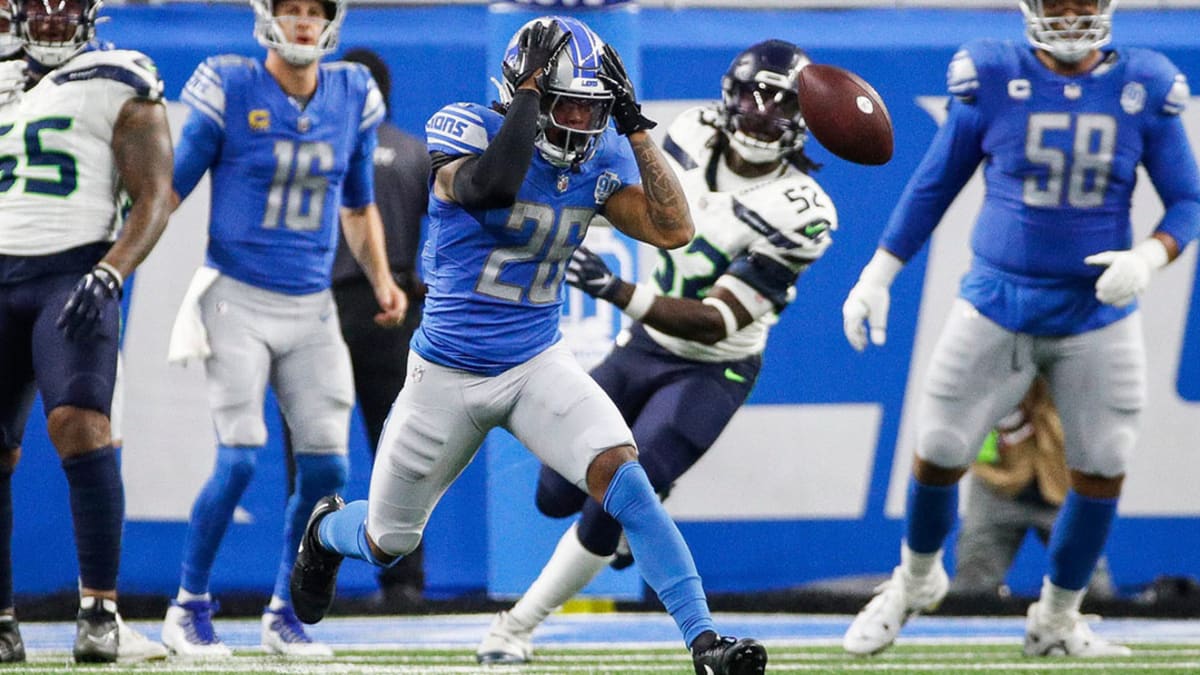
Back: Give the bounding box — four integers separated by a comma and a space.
413, 102, 640, 375
173, 56, 385, 295
881, 40, 1200, 335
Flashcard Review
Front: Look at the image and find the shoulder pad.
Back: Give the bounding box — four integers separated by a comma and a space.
52, 49, 163, 101
425, 102, 494, 157
180, 56, 248, 129
947, 39, 1018, 104
732, 173, 838, 269
1123, 48, 1189, 116
324, 62, 387, 132
663, 105, 721, 172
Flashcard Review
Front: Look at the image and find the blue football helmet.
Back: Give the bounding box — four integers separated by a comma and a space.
498, 15, 614, 168
14, 0, 102, 67
721, 39, 810, 164
1020, 0, 1115, 64
251, 0, 345, 66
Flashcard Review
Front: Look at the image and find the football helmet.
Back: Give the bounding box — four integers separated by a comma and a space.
0, 0, 19, 58
14, 0, 102, 67
721, 39, 810, 165
252, 0, 345, 66
1020, 0, 1115, 64
498, 16, 613, 168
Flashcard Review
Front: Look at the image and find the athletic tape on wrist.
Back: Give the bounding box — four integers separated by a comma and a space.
622, 284, 656, 321
702, 297, 739, 338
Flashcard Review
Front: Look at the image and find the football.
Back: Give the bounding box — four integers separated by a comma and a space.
797, 64, 893, 166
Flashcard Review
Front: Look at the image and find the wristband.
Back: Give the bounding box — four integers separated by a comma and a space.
622, 283, 656, 321
702, 297, 739, 338
95, 261, 124, 291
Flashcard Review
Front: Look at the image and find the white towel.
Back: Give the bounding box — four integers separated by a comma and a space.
167, 267, 219, 365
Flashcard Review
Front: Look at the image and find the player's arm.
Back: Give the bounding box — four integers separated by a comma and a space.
597, 44, 693, 251
173, 59, 227, 210
341, 204, 407, 327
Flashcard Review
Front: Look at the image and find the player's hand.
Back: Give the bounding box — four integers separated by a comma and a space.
57, 264, 123, 341
842, 281, 890, 352
0, 60, 27, 108
373, 280, 408, 328
1084, 240, 1168, 308
598, 44, 656, 136
511, 20, 571, 93
566, 246, 621, 301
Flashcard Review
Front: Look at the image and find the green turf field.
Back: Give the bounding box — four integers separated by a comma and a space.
5, 644, 1200, 673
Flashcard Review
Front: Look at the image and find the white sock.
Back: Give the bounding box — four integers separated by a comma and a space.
176, 588, 210, 604
1039, 577, 1085, 617
901, 543, 942, 580
268, 595, 287, 612
507, 522, 613, 631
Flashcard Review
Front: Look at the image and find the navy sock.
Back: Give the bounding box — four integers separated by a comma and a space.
603, 461, 713, 648
0, 463, 13, 610
1047, 490, 1117, 591
275, 454, 348, 601
180, 445, 258, 594
905, 477, 958, 554
63, 446, 124, 591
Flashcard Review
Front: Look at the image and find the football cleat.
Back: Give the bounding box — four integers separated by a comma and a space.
691, 633, 767, 675
1023, 601, 1132, 657
476, 611, 533, 665
162, 599, 232, 659
843, 563, 949, 656
262, 605, 334, 657
290, 494, 346, 624
115, 614, 168, 663
73, 596, 119, 664
0, 616, 24, 663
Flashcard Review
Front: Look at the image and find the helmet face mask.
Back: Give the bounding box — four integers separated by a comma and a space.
500, 16, 614, 168
15, 0, 101, 67
252, 0, 344, 67
1020, 0, 1115, 64
721, 39, 810, 165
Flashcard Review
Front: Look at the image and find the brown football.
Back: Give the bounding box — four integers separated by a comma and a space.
797, 64, 894, 166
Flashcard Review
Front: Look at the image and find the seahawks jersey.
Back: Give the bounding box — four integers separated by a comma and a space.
651, 105, 836, 362
881, 40, 1200, 335
0, 49, 163, 255
413, 101, 640, 375
173, 56, 384, 295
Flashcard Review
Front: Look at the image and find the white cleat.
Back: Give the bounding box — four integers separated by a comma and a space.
1023, 601, 1132, 657
843, 564, 949, 656
161, 600, 232, 659
115, 614, 168, 663
476, 611, 533, 665
261, 606, 334, 658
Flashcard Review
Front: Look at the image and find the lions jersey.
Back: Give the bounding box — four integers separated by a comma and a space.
173, 56, 384, 295
653, 105, 836, 362
414, 102, 640, 375
881, 40, 1200, 335
0, 49, 163, 256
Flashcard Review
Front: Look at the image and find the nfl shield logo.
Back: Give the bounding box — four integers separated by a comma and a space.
556, 173, 570, 193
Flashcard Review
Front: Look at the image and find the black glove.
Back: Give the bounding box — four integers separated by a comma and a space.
598, 44, 656, 136
56, 264, 122, 341
507, 20, 572, 94
565, 246, 620, 302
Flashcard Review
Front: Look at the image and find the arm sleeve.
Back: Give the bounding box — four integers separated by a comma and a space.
1142, 83, 1200, 249
449, 89, 541, 210
172, 107, 222, 201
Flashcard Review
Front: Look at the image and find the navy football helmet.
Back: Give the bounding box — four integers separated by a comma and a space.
1020, 0, 1115, 64
252, 0, 345, 66
498, 15, 613, 168
14, 0, 101, 67
721, 39, 810, 164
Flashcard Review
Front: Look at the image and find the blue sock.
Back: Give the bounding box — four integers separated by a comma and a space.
316, 499, 399, 566
274, 454, 348, 602
180, 445, 258, 594
905, 477, 958, 554
63, 446, 124, 591
1047, 490, 1117, 591
602, 461, 713, 648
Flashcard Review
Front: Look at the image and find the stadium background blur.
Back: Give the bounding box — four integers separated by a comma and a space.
13, 0, 1200, 615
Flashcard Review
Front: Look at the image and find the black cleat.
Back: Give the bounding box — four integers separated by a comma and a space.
73, 596, 119, 664
692, 632, 767, 675
0, 616, 25, 663
290, 494, 346, 624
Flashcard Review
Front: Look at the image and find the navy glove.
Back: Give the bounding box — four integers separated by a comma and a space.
598, 44, 656, 136
57, 264, 122, 341
565, 246, 620, 301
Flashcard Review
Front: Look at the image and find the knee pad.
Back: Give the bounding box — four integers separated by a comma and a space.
916, 425, 974, 469
295, 412, 351, 453
1072, 425, 1136, 477
294, 454, 349, 499
213, 405, 267, 447
535, 464, 588, 518
372, 529, 423, 559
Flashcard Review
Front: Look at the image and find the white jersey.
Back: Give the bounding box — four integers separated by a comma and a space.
0, 49, 163, 255
646, 105, 837, 362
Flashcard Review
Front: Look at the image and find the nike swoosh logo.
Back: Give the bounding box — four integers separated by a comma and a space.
724, 368, 746, 383
86, 631, 115, 645
703, 666, 715, 675
803, 224, 827, 238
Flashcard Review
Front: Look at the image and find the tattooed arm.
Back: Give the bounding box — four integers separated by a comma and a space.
603, 130, 694, 249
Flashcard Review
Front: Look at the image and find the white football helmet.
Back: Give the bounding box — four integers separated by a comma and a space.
1020, 0, 1116, 64
251, 0, 345, 66
0, 0, 20, 58
15, 0, 102, 67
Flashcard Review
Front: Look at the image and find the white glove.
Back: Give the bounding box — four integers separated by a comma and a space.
842, 249, 904, 352
1084, 238, 1169, 308
0, 60, 27, 109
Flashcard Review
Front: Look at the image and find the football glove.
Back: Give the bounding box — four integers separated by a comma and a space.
566, 246, 621, 302
1084, 238, 1169, 308
57, 264, 123, 341
0, 60, 27, 108
509, 20, 572, 94
841, 249, 903, 352
598, 44, 656, 136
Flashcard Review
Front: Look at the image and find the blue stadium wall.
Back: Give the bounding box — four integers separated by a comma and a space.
13, 4, 1200, 602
